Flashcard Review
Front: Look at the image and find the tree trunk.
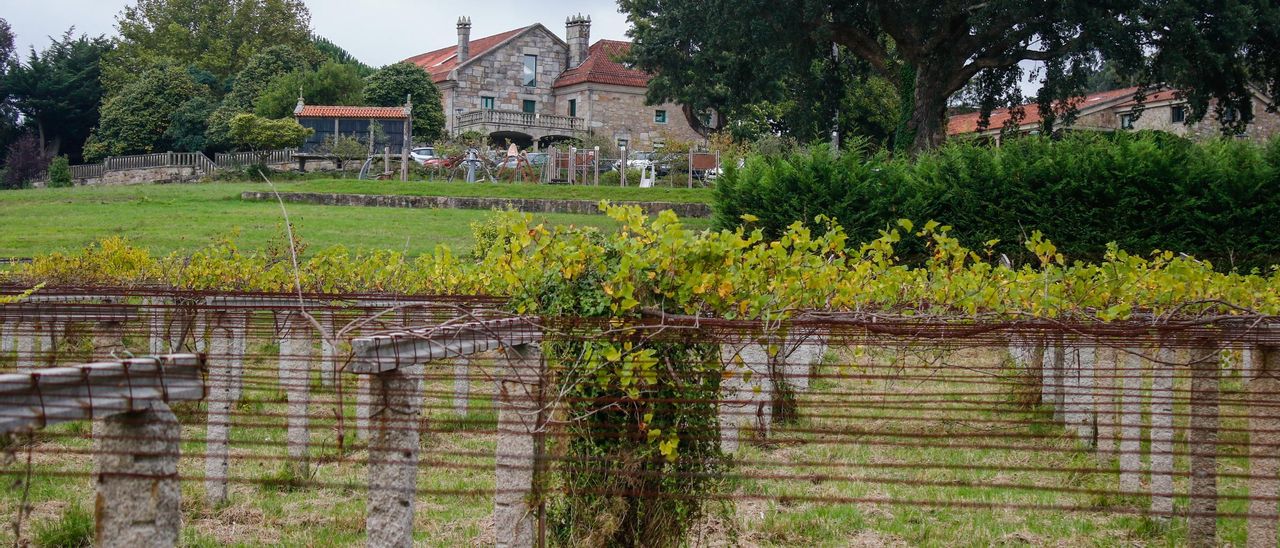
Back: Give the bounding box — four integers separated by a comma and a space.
906, 65, 952, 154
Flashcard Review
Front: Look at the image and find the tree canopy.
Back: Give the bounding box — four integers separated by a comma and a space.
363, 62, 446, 143
5, 30, 112, 162
105, 0, 315, 93
254, 61, 365, 119
204, 45, 309, 151
0, 18, 21, 165
227, 112, 311, 154
620, 0, 1280, 153
83, 65, 210, 161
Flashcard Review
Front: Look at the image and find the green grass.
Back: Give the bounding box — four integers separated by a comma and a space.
0, 182, 711, 258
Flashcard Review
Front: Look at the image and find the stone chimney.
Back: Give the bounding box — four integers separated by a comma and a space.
457, 17, 472, 64
566, 14, 591, 68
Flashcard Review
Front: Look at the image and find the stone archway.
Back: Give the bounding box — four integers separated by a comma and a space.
488, 131, 534, 150
537, 134, 578, 150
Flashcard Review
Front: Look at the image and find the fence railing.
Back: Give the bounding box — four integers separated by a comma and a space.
457, 109, 585, 132
100, 151, 218, 173
214, 149, 295, 168
70, 163, 105, 179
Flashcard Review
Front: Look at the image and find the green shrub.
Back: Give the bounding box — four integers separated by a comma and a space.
715, 132, 1280, 271
599, 169, 644, 187
33, 503, 94, 547
47, 156, 73, 188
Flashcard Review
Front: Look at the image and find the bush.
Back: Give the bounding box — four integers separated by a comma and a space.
3, 134, 48, 189
599, 169, 644, 187
715, 132, 1280, 271
47, 155, 72, 188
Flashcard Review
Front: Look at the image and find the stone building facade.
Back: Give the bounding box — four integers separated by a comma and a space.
405, 16, 707, 151
948, 86, 1280, 144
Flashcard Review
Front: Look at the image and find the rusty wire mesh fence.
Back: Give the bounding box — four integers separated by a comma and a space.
1, 288, 1277, 546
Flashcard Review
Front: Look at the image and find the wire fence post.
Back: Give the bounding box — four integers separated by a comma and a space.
494, 343, 543, 548
96, 402, 182, 547
1188, 341, 1220, 547
366, 363, 424, 548
1248, 344, 1279, 547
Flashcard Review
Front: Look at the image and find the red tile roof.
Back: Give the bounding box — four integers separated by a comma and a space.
1116, 89, 1181, 108
947, 86, 1145, 135
404, 26, 530, 83
296, 105, 408, 119
553, 40, 651, 89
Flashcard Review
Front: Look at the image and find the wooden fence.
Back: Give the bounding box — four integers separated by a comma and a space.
214, 149, 295, 168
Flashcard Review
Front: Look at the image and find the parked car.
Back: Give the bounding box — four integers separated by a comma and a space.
496, 152, 551, 170
612, 151, 671, 175
410, 147, 437, 163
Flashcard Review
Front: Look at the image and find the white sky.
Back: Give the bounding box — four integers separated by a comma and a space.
0, 0, 632, 67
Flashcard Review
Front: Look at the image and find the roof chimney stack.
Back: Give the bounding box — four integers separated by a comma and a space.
457, 17, 472, 64
566, 14, 591, 68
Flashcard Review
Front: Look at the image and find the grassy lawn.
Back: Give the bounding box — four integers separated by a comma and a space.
0, 182, 712, 258
272, 178, 715, 204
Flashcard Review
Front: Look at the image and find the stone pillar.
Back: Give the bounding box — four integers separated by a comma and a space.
1188, 344, 1220, 547
229, 312, 248, 403
1094, 346, 1118, 457
494, 344, 543, 548
718, 342, 772, 453
320, 311, 339, 388
1247, 344, 1278, 548
277, 313, 314, 476
147, 298, 166, 356
1118, 347, 1144, 493
0, 318, 14, 359
366, 364, 424, 548
356, 375, 372, 440
783, 334, 826, 393
204, 311, 238, 506
454, 357, 471, 416
1047, 340, 1066, 422
95, 402, 182, 547
15, 319, 39, 372
1150, 345, 1176, 517
1063, 343, 1096, 444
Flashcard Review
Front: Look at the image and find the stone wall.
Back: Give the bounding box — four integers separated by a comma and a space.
241, 191, 713, 218
1126, 96, 1280, 144
570, 83, 706, 151
101, 166, 205, 186
450, 27, 567, 119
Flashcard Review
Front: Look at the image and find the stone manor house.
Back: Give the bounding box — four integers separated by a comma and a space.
405, 15, 707, 151
948, 85, 1280, 144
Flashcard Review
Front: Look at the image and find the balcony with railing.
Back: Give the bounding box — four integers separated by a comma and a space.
455, 109, 585, 136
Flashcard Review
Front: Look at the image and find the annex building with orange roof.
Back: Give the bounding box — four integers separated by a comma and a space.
947, 85, 1280, 144
404, 15, 709, 151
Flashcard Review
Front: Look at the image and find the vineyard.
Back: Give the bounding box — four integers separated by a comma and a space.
1, 205, 1278, 546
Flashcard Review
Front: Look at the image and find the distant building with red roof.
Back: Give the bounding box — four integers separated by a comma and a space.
947, 85, 1280, 144
404, 15, 708, 151
293, 97, 411, 156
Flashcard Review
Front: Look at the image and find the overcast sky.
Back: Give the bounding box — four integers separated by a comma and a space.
0, 0, 632, 66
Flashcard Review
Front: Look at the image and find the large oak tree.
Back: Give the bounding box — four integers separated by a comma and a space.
105, 0, 315, 93
620, 0, 1280, 153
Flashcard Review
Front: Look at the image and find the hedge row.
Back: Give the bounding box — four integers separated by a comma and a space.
713, 132, 1280, 271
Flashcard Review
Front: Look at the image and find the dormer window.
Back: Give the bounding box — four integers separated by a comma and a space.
523, 54, 538, 87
